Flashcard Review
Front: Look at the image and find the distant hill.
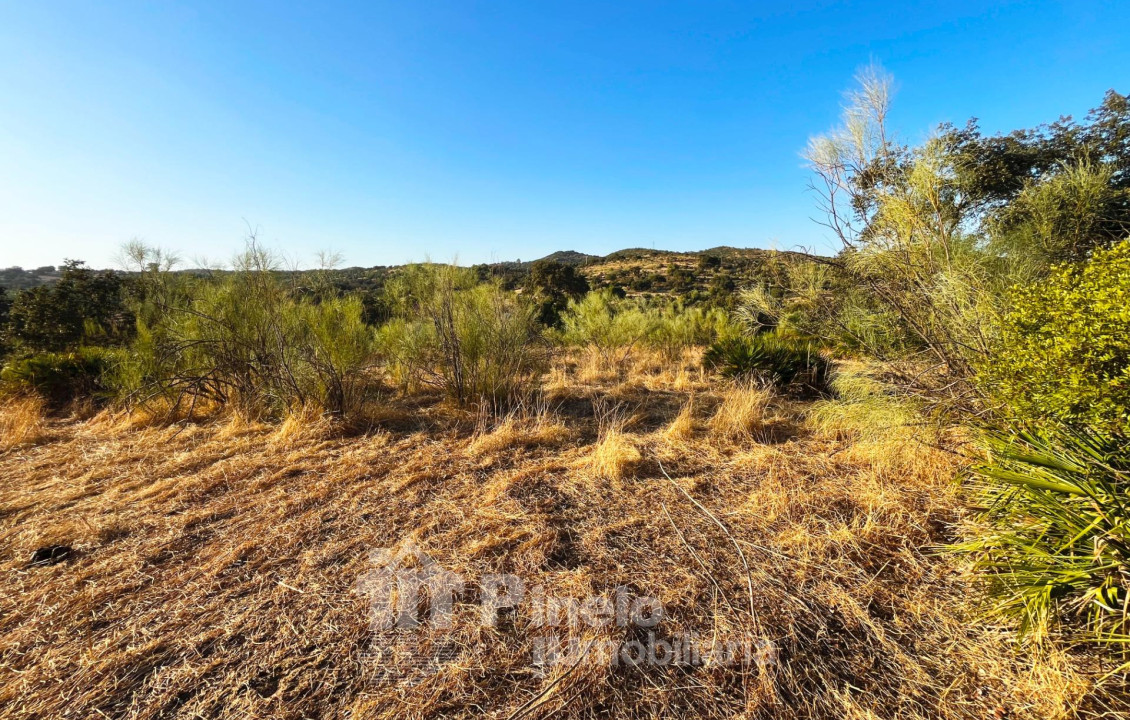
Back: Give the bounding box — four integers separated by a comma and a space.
0, 265, 64, 291
566, 246, 821, 302
533, 250, 600, 266
1, 247, 828, 307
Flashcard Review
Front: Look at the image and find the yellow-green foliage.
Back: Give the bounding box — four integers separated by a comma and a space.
117, 247, 378, 418
646, 302, 738, 359
378, 263, 546, 405
559, 290, 655, 357
560, 290, 738, 361
981, 239, 1130, 434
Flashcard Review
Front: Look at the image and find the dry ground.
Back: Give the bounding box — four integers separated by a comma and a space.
0, 352, 1115, 718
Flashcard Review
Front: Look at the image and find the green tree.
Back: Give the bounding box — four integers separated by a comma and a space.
6, 260, 129, 352
524, 260, 590, 327
801, 68, 1128, 410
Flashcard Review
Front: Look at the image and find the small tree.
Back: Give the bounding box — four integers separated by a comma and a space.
525, 260, 590, 328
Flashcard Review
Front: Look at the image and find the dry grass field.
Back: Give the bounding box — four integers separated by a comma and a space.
0, 352, 1113, 718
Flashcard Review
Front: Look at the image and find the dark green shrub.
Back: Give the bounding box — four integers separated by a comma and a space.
698, 254, 722, 270
1, 347, 116, 405
6, 260, 130, 352
955, 425, 1130, 648
630, 275, 654, 292
525, 260, 589, 328
704, 332, 832, 395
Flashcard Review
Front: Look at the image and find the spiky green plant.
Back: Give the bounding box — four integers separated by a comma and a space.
956, 426, 1130, 651
703, 332, 832, 395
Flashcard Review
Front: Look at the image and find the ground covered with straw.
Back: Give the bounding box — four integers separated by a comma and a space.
0, 354, 1115, 718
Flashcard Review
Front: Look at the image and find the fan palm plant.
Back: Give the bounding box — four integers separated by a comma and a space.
703, 332, 832, 396
956, 425, 1130, 653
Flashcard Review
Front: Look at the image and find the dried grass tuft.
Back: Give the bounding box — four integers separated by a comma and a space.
709, 381, 773, 444
469, 410, 570, 456
0, 394, 48, 451
271, 405, 337, 447
664, 396, 697, 442
587, 428, 642, 480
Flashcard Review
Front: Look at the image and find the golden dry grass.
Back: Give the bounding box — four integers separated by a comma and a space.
469, 407, 571, 457
0, 354, 1121, 719
586, 428, 642, 481
708, 381, 773, 443
664, 396, 697, 442
0, 394, 48, 451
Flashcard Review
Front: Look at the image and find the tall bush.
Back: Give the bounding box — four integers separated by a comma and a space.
118, 245, 378, 418
559, 290, 737, 363
378, 264, 546, 405
802, 69, 1128, 412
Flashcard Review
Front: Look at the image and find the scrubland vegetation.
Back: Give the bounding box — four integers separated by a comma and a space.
2, 72, 1129, 718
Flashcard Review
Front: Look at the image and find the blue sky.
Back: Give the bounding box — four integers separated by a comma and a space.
1, 1, 1127, 269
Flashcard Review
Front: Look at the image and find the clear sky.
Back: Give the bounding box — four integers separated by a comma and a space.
1, 1, 1127, 269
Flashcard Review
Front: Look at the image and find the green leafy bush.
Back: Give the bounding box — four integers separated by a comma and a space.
1, 347, 118, 405
980, 239, 1130, 434
378, 264, 546, 405
559, 290, 656, 361
704, 332, 832, 395
955, 426, 1130, 648
118, 245, 379, 418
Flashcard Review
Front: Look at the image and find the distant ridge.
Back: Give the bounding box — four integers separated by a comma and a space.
533, 250, 600, 266
529, 246, 823, 267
